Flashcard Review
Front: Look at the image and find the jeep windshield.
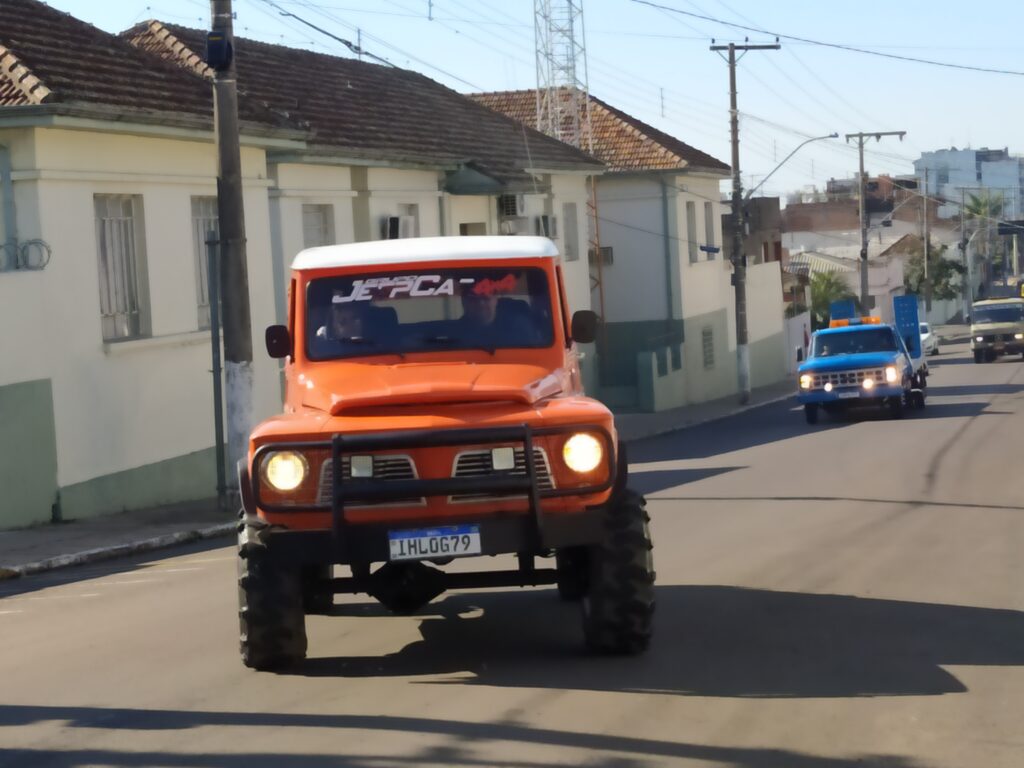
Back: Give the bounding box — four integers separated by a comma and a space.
972, 303, 1024, 324
306, 266, 554, 360
812, 328, 898, 357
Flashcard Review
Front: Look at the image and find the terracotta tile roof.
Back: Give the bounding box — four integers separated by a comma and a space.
124, 22, 603, 186
0, 0, 277, 124
470, 88, 730, 175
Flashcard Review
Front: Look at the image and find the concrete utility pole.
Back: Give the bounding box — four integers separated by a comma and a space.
923, 167, 931, 312
845, 131, 905, 310
711, 40, 779, 405
209, 0, 253, 498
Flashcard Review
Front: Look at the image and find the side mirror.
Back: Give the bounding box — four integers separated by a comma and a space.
570, 310, 599, 344
965, 314, 971, 324
796, 347, 805, 362
265, 325, 291, 359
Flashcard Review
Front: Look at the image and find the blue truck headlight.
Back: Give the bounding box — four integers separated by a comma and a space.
884, 366, 898, 383
799, 374, 812, 390
862, 377, 875, 390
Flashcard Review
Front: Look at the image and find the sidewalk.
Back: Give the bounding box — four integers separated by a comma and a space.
0, 499, 234, 581
0, 378, 796, 581
614, 376, 796, 443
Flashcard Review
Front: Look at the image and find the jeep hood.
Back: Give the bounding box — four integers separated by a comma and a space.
299, 363, 566, 414
799, 351, 900, 374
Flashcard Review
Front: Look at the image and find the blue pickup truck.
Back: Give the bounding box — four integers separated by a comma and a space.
798, 312, 928, 424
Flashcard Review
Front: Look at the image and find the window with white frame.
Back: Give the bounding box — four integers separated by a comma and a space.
94, 195, 148, 341
191, 196, 219, 330
562, 202, 579, 261
302, 204, 334, 249
704, 201, 716, 258
686, 201, 698, 263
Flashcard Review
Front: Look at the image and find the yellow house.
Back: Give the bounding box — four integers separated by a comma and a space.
0, 2, 602, 529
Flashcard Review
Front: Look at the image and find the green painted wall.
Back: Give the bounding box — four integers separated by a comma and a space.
59, 447, 218, 521
599, 319, 684, 387
0, 379, 58, 529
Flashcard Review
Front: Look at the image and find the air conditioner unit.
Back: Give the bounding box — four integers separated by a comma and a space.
535, 214, 557, 238
499, 216, 530, 235
382, 215, 401, 240
497, 193, 527, 218
588, 246, 613, 265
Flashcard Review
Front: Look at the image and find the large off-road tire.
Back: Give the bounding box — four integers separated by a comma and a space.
804, 403, 819, 424
974, 349, 984, 364
889, 394, 905, 420
237, 519, 307, 670
581, 488, 655, 654
555, 547, 589, 601
302, 565, 334, 615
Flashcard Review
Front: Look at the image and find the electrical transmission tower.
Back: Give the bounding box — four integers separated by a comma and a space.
534, 0, 606, 343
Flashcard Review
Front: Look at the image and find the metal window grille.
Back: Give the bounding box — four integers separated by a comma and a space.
94, 195, 145, 341
686, 201, 698, 263
562, 202, 579, 261
704, 202, 716, 255
302, 204, 334, 249
702, 326, 714, 369
191, 197, 219, 330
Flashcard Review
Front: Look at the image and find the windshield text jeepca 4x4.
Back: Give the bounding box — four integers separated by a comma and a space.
236, 236, 655, 670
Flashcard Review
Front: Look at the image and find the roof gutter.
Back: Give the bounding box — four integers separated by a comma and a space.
0, 104, 307, 148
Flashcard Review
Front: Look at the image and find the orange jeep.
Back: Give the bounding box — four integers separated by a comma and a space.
237, 236, 654, 669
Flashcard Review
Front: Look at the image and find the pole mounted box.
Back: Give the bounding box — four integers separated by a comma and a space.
205, 31, 233, 71
996, 220, 1024, 236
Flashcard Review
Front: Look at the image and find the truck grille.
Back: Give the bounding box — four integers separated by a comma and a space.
450, 447, 554, 502
978, 334, 1017, 343
811, 368, 885, 390
317, 455, 423, 507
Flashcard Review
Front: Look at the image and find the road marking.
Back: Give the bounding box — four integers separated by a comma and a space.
153, 567, 204, 574
0, 609, 23, 615
108, 579, 160, 585
24, 593, 101, 601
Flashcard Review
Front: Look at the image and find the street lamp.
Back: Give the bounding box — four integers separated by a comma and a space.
732, 132, 837, 404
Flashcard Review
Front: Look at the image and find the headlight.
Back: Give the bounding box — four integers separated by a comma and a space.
261, 451, 308, 491
862, 377, 875, 390
976, 336, 984, 342
563, 433, 603, 473
799, 374, 813, 389
884, 366, 898, 383
1015, 333, 1023, 340
823, 382, 833, 393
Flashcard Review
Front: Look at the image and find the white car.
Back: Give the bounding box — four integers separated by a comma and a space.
920, 322, 940, 356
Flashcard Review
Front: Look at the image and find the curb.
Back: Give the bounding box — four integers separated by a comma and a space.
0, 522, 235, 582
620, 389, 796, 444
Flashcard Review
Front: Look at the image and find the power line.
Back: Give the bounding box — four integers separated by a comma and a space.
632, 0, 1024, 76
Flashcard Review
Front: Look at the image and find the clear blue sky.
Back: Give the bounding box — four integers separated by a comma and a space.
43, 0, 1024, 198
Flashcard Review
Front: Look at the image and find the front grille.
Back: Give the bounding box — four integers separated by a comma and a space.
317, 455, 423, 507
450, 447, 554, 502
811, 368, 885, 390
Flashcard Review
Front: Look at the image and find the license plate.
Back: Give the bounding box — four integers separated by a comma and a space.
388, 525, 482, 561
837, 391, 860, 399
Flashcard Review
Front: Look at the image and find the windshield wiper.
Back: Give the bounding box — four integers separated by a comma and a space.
422, 335, 496, 356
337, 337, 405, 359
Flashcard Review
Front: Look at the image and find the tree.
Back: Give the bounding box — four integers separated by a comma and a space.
903, 239, 965, 301
965, 191, 1004, 295
810, 272, 857, 329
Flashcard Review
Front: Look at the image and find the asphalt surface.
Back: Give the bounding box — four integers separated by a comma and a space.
3, 339, 1024, 768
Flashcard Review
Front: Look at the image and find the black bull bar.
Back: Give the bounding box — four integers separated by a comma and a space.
250, 423, 616, 557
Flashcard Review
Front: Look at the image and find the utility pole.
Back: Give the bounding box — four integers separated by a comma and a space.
845, 130, 906, 310
711, 40, 780, 405
923, 167, 931, 313
209, 0, 253, 500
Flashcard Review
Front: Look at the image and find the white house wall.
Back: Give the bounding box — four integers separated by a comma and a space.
0, 127, 280, 526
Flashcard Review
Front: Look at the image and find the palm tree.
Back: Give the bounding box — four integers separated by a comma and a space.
965, 191, 1004, 296
810, 272, 857, 329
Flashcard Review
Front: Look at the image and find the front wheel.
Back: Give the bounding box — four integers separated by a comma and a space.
974, 350, 985, 364
581, 489, 655, 654
889, 394, 905, 419
238, 520, 307, 670
804, 403, 819, 424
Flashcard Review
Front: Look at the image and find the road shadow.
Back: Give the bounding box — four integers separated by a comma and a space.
629, 401, 849, 463
630, 466, 745, 495
0, 724, 925, 768
288, 585, 1024, 699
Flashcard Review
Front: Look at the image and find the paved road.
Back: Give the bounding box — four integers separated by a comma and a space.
3, 340, 1024, 768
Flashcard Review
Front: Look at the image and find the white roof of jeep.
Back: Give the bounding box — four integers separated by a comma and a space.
291, 236, 560, 271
